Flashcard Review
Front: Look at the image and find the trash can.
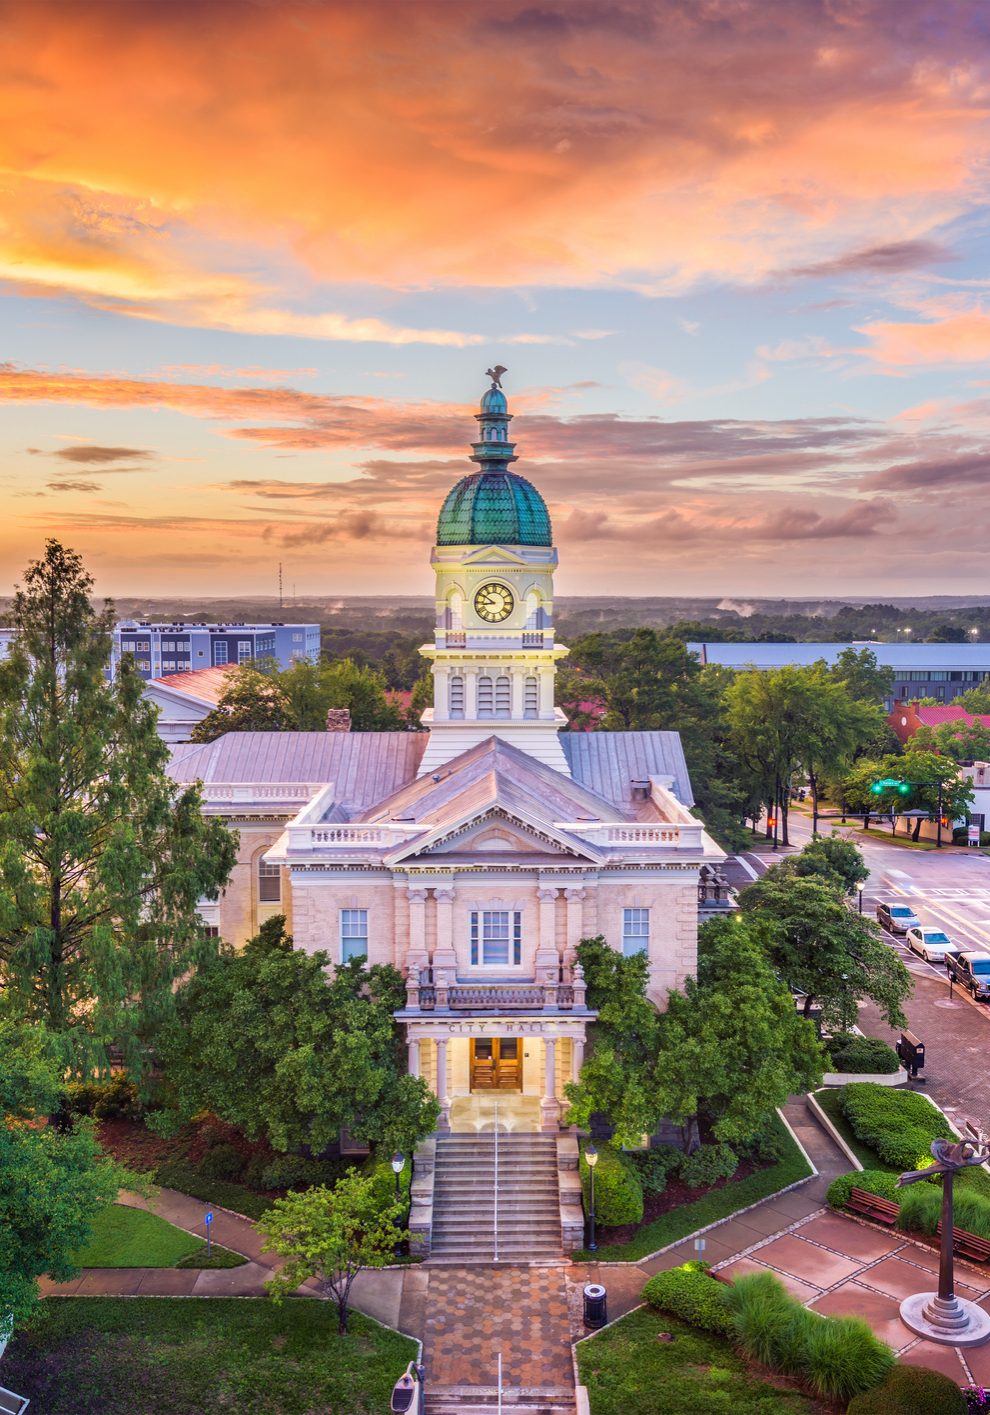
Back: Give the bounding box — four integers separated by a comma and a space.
583, 1283, 607, 1329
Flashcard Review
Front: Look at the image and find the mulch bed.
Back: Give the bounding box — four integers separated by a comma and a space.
97, 1115, 276, 1178
594, 1156, 768, 1246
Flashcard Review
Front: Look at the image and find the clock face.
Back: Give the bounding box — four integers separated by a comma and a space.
474, 581, 514, 623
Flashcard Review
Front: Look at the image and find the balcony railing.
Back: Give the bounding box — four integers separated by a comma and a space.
557, 820, 705, 850
407, 970, 585, 1013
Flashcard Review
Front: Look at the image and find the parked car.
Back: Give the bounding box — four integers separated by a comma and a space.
945, 951, 990, 1000
905, 927, 956, 962
876, 900, 921, 935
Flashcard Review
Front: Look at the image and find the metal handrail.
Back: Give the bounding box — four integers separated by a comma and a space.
493, 1099, 499, 1263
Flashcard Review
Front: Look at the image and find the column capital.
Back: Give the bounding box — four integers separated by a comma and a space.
564, 887, 585, 902
408, 886, 429, 903
538, 886, 559, 903
435, 885, 456, 903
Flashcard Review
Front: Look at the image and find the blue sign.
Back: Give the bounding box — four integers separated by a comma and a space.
205, 1212, 213, 1226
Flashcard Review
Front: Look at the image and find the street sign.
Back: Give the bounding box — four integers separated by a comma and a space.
204, 1212, 213, 1226
205, 1210, 213, 1259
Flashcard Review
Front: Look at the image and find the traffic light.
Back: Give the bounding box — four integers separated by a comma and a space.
766, 816, 777, 828
898, 783, 911, 795
870, 783, 883, 795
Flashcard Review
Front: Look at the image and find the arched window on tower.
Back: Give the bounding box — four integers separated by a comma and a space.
524, 675, 539, 719
495, 675, 511, 718
449, 674, 465, 719
478, 675, 494, 718
445, 591, 463, 631
525, 591, 541, 629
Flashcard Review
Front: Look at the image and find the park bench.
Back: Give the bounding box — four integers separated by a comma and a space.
847, 1187, 899, 1225
936, 1221, 990, 1263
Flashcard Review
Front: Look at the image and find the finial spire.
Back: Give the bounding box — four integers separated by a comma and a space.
485, 364, 507, 390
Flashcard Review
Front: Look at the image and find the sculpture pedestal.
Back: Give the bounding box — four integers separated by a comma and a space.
900, 1291, 990, 1347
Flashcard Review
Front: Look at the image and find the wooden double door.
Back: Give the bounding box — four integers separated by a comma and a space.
470, 1037, 521, 1091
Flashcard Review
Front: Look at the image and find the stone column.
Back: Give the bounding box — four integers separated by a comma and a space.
510, 667, 524, 719
541, 1036, 560, 1132
572, 1035, 585, 1082
407, 1037, 421, 1078
564, 887, 584, 970
432, 884, 457, 973
407, 886, 428, 976
536, 885, 559, 975
465, 667, 478, 720
435, 1037, 450, 1132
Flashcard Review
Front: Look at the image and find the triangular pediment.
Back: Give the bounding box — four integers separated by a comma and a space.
460, 544, 529, 566
384, 806, 603, 865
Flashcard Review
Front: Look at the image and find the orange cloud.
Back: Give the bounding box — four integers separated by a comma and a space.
0, 0, 985, 325
858, 311, 990, 366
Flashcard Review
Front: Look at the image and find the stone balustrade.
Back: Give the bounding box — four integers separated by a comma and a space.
405, 965, 587, 1014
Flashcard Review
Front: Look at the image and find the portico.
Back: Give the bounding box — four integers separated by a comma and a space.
400, 1014, 590, 1134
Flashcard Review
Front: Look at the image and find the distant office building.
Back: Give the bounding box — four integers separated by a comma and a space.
111, 622, 320, 681
689, 641, 990, 713
0, 627, 15, 660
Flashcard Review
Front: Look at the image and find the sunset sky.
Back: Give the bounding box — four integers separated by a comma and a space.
2, 0, 990, 598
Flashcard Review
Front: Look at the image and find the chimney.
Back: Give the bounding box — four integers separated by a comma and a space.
326, 707, 351, 733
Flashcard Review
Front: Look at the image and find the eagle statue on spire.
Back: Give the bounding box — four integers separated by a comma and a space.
485, 365, 508, 390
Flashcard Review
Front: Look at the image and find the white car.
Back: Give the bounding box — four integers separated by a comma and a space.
905, 927, 956, 962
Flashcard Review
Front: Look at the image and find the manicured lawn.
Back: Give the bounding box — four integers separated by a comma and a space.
5, 1298, 417, 1415
71, 1203, 246, 1268
577, 1305, 821, 1415
572, 1115, 811, 1262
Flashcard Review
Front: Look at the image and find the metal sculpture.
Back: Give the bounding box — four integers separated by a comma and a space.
485, 365, 507, 389
897, 1126, 990, 1345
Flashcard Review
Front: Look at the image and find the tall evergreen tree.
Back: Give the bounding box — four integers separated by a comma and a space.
0, 541, 237, 1084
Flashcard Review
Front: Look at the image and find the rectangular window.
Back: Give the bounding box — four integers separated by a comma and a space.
214, 642, 229, 665
470, 910, 522, 966
293, 632, 303, 642
622, 907, 650, 956
258, 860, 281, 903
237, 640, 252, 663
137, 640, 150, 652
340, 908, 368, 962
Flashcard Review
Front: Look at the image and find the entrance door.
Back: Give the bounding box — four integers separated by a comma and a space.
470, 1037, 521, 1091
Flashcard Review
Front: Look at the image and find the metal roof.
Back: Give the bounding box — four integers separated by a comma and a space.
168, 732, 426, 813
561, 731, 694, 809
689, 641, 990, 672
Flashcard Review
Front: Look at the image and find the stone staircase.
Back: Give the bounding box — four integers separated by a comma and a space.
429, 1133, 562, 1263
424, 1389, 576, 1414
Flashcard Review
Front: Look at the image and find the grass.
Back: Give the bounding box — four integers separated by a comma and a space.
571, 1114, 811, 1262
816, 1086, 990, 1200
857, 828, 938, 850
4, 1298, 417, 1415
154, 1158, 273, 1221
577, 1304, 820, 1415
70, 1203, 247, 1268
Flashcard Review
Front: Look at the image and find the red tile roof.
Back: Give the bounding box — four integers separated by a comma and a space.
149, 665, 234, 705
889, 702, 990, 742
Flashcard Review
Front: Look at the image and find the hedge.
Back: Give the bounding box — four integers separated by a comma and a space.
579, 1143, 644, 1227
840, 1083, 953, 1170
828, 1167, 990, 1246
826, 1169, 900, 1212
846, 1364, 967, 1414
829, 1036, 900, 1076
641, 1263, 734, 1336
680, 1142, 738, 1190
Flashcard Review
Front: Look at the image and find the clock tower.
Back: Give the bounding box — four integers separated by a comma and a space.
417, 373, 570, 776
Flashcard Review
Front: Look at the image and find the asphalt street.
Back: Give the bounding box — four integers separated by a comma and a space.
727, 811, 990, 1135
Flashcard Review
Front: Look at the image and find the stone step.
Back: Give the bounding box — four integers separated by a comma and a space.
424, 1387, 575, 1413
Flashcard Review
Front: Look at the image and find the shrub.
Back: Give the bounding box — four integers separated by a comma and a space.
628, 1144, 683, 1196
680, 1142, 738, 1190
953, 1190, 990, 1243
92, 1073, 142, 1121
144, 1108, 185, 1140
726, 1270, 894, 1402
259, 1155, 342, 1192
364, 1155, 412, 1213
801, 1313, 894, 1401
847, 1364, 967, 1414
66, 1079, 104, 1116
641, 1264, 734, 1336
895, 1182, 941, 1236
242, 1154, 269, 1190
579, 1143, 644, 1227
198, 1143, 245, 1181
827, 1170, 900, 1211
840, 1083, 953, 1169
830, 1037, 900, 1075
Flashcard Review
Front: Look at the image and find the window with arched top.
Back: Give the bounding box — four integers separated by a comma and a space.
258, 858, 281, 904
525, 591, 543, 630
524, 675, 539, 719
478, 675, 494, 718
449, 674, 465, 719
495, 675, 511, 718
445, 591, 463, 631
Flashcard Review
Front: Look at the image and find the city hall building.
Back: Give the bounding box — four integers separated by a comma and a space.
170, 376, 719, 1134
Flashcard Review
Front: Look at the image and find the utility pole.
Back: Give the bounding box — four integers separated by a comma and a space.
278, 562, 283, 612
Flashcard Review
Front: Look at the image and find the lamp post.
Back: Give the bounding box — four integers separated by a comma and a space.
586, 1143, 598, 1253
856, 881, 865, 915
391, 1151, 405, 1259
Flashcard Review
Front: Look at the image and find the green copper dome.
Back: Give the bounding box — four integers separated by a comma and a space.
436, 372, 552, 546
437, 469, 552, 546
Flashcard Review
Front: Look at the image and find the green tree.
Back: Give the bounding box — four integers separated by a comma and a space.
404, 671, 433, 729
261, 1171, 405, 1334
914, 719, 990, 762
855, 749, 973, 841
953, 686, 990, 714
279, 658, 404, 731
653, 919, 825, 1150
562, 936, 661, 1147
0, 542, 236, 1086
739, 874, 912, 1029
190, 664, 297, 742
803, 663, 883, 832
789, 836, 869, 895
162, 917, 438, 1154
828, 647, 894, 706
1, 1022, 120, 1327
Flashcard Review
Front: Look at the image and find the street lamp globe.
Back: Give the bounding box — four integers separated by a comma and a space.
391, 1151, 405, 1176
585, 1144, 599, 1169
